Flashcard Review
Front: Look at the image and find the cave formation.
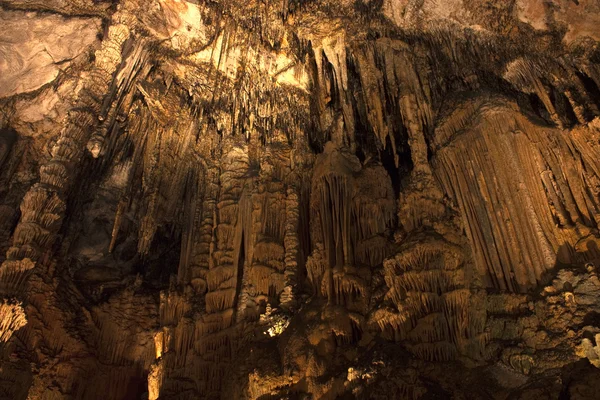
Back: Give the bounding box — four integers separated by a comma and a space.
2, 0, 600, 398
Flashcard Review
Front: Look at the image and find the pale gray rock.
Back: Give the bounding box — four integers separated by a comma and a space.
0, 10, 100, 98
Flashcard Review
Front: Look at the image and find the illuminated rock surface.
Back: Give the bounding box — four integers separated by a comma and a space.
1, 0, 600, 398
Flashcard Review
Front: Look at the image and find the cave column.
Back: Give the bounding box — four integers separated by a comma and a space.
2, 22, 130, 267
205, 146, 249, 321
186, 164, 218, 295
0, 23, 130, 342
281, 186, 300, 307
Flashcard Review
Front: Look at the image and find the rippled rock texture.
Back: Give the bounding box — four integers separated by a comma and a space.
1, 0, 600, 399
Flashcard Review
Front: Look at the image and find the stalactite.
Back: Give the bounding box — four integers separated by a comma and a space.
0, 259, 35, 295
306, 246, 326, 291
0, 300, 27, 342
5, 2, 600, 398
206, 288, 238, 313
246, 180, 288, 309
159, 291, 192, 326
87, 39, 151, 158
433, 98, 600, 292
108, 199, 128, 253
138, 199, 158, 255
380, 235, 484, 361
504, 58, 564, 128
407, 341, 458, 362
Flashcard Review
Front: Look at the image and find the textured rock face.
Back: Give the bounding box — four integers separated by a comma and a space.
1, 0, 600, 399
0, 10, 101, 98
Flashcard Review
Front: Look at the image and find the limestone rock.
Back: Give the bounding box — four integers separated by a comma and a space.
1, 1, 600, 399
0, 10, 100, 98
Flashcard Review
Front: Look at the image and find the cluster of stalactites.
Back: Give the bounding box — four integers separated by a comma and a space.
503, 58, 600, 128
134, 113, 309, 396
309, 35, 433, 173
216, 135, 308, 321
306, 142, 395, 352
241, 155, 288, 319
0, 300, 26, 343
149, 296, 239, 398
87, 37, 152, 159
434, 98, 600, 293
375, 240, 487, 361
309, 170, 393, 310
101, 78, 217, 267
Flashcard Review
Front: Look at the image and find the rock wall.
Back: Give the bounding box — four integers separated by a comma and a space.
0, 1, 600, 399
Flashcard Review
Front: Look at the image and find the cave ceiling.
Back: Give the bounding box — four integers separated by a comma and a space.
2, 0, 600, 399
